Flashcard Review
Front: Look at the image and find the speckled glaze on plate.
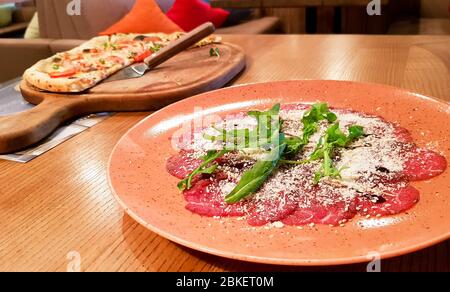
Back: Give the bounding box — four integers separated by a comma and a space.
108, 80, 450, 266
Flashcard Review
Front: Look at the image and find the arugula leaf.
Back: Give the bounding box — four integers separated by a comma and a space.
150, 44, 162, 53
203, 126, 251, 148
222, 106, 285, 203
310, 123, 365, 183
180, 102, 363, 204
177, 149, 229, 191
281, 102, 337, 160
248, 103, 280, 118
185, 104, 282, 201
225, 139, 286, 204
283, 136, 304, 158
201, 149, 223, 161
325, 124, 365, 147
209, 47, 220, 57
348, 125, 365, 141
204, 104, 281, 150
248, 103, 281, 146
301, 103, 337, 125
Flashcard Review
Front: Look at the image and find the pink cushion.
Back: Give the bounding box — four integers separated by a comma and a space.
166, 0, 230, 31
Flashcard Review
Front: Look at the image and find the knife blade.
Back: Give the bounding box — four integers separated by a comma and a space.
102, 22, 216, 83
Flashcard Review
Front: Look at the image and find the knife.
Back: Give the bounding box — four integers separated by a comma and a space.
102, 22, 216, 83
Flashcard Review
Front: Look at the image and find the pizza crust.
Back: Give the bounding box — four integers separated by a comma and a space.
24, 63, 108, 92
23, 35, 133, 92
23, 33, 223, 93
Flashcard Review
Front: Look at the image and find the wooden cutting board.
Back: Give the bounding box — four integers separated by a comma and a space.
0, 43, 245, 154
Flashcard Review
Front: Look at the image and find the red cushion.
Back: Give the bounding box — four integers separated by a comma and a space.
166, 0, 230, 31
100, 0, 182, 35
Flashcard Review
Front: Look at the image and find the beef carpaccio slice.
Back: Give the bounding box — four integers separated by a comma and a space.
183, 178, 246, 217
356, 185, 420, 216
246, 191, 299, 226
166, 103, 447, 227
402, 147, 447, 181
166, 150, 203, 179
282, 190, 358, 226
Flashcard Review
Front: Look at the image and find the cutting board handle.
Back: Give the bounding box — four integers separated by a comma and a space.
0, 97, 83, 154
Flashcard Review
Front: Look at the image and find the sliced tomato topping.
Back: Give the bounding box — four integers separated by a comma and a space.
118, 40, 135, 45
105, 55, 125, 65
134, 50, 152, 62
69, 54, 83, 61
143, 37, 162, 43
117, 44, 132, 50
49, 69, 77, 78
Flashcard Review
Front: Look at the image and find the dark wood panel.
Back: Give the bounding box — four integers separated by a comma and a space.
341, 5, 389, 34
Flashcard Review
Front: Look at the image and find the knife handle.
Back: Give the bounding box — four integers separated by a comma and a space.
144, 22, 216, 69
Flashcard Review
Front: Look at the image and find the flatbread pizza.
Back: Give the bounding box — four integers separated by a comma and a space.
23, 33, 221, 93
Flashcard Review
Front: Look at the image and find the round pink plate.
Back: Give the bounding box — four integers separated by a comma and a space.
108, 80, 449, 266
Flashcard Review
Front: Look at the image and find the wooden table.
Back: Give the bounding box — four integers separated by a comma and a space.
1, 35, 449, 272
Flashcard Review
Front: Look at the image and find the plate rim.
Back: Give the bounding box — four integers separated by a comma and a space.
107, 79, 450, 266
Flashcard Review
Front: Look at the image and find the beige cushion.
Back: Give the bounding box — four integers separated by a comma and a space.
36, 0, 177, 39
37, 0, 134, 39
24, 12, 40, 39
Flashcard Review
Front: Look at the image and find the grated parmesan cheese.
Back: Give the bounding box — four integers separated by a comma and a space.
180, 105, 421, 226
